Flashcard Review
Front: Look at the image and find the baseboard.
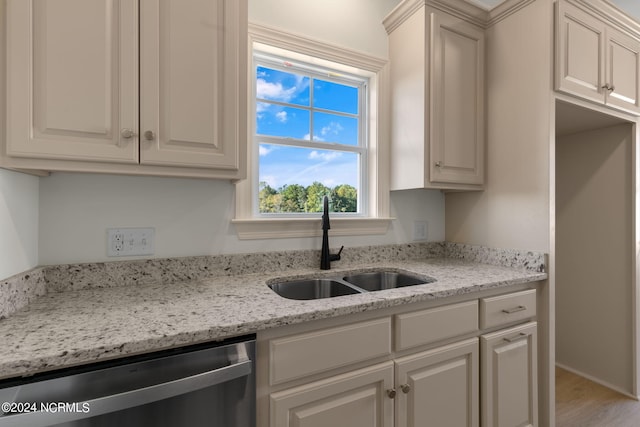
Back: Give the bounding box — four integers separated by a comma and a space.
556, 362, 639, 400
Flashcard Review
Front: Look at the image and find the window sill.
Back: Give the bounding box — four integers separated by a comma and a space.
231, 217, 393, 240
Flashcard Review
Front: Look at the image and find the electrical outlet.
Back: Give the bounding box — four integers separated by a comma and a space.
412, 221, 428, 241
107, 228, 155, 257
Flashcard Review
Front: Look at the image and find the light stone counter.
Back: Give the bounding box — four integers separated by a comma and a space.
0, 243, 547, 380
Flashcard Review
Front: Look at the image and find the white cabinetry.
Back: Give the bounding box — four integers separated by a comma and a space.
555, 0, 640, 115
4, 0, 246, 179
481, 322, 538, 427
384, 4, 485, 190
258, 288, 538, 427
395, 338, 478, 427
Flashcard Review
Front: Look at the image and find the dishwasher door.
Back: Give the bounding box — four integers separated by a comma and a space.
0, 335, 255, 427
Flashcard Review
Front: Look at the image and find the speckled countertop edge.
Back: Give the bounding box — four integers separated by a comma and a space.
0, 255, 547, 380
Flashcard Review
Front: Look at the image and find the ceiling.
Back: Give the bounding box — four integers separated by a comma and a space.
467, 0, 640, 19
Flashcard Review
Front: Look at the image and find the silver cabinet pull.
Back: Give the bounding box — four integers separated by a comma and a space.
400, 384, 411, 394
503, 332, 528, 343
120, 128, 136, 139
144, 130, 156, 141
386, 389, 397, 399
502, 305, 526, 314
602, 84, 615, 92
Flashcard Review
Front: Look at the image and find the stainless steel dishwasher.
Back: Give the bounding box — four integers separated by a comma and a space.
0, 335, 255, 427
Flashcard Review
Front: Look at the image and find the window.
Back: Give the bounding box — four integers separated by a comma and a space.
255, 55, 367, 215
233, 24, 391, 239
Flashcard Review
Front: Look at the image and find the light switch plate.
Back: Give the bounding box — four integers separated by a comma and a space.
107, 228, 155, 257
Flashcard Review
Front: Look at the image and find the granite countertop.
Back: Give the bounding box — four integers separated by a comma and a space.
0, 244, 547, 381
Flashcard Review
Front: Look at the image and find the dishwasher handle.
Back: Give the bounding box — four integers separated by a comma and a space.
0, 359, 252, 427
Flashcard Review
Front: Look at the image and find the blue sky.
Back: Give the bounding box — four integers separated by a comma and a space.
256, 65, 361, 190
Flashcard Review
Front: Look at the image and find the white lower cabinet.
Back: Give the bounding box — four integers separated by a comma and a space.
481, 322, 538, 427
260, 289, 539, 427
270, 362, 394, 427
395, 338, 479, 427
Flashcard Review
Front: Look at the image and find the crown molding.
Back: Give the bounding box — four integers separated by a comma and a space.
573, 0, 640, 36
383, 0, 539, 31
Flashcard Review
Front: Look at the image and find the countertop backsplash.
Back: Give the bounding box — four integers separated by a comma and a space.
0, 241, 546, 320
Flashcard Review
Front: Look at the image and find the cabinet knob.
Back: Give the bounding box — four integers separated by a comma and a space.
120, 128, 136, 139
144, 130, 156, 141
386, 389, 397, 399
435, 161, 443, 168
400, 384, 411, 394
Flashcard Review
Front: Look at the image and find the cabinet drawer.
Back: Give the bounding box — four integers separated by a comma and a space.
269, 318, 392, 385
395, 301, 478, 351
480, 289, 536, 329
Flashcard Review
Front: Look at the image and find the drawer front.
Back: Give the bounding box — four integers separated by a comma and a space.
269, 318, 392, 385
395, 300, 479, 351
480, 289, 536, 329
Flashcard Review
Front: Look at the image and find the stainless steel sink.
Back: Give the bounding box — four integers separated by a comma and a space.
268, 268, 436, 300
268, 279, 364, 300
342, 270, 435, 291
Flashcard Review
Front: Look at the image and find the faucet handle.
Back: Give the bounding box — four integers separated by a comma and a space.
330, 246, 344, 262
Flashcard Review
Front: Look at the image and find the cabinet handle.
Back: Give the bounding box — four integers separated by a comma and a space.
503, 332, 528, 343
434, 161, 443, 167
386, 389, 397, 399
120, 128, 136, 139
144, 130, 156, 141
400, 384, 411, 394
502, 305, 526, 314
602, 84, 615, 92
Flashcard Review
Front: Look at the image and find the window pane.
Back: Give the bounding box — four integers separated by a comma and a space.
312, 112, 358, 146
258, 144, 359, 213
313, 79, 358, 114
256, 66, 310, 106
257, 104, 310, 139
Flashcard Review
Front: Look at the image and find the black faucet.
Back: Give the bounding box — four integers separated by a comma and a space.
320, 196, 344, 270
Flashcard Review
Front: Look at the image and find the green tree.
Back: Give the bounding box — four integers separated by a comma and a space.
331, 184, 358, 212
304, 182, 330, 212
258, 182, 281, 213
280, 184, 307, 212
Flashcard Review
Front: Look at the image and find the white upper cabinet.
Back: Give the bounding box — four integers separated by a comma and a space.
4, 0, 247, 179
384, 3, 485, 191
556, 0, 640, 115
6, 0, 139, 163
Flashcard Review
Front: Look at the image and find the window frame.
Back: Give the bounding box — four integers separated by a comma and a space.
253, 53, 369, 217
233, 23, 392, 239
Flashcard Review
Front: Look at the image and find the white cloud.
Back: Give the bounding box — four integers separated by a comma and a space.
256, 79, 297, 102
320, 122, 344, 137
259, 146, 273, 157
308, 151, 342, 162
275, 111, 288, 123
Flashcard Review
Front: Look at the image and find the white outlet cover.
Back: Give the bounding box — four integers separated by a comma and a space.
107, 228, 155, 257
412, 221, 428, 241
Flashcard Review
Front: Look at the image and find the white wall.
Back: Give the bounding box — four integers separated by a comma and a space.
36, 0, 447, 265
0, 170, 39, 279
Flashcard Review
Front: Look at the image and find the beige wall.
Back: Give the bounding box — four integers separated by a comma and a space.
445, 0, 553, 253
556, 124, 634, 394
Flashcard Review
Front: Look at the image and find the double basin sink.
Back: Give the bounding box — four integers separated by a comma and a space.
268, 268, 436, 300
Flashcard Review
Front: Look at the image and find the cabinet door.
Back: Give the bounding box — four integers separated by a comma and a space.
6, 0, 139, 163
605, 27, 640, 115
395, 338, 479, 427
555, 1, 605, 104
429, 13, 484, 186
140, 0, 246, 170
481, 322, 538, 427
270, 362, 394, 427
